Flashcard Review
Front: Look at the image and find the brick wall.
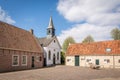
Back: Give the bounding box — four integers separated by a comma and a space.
0, 48, 43, 73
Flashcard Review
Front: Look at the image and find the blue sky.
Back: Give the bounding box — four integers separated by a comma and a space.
0, 0, 120, 45
0, 0, 72, 37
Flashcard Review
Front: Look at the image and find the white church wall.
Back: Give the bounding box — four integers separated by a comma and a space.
43, 38, 61, 66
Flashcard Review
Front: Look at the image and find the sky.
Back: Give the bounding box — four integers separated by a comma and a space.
0, 0, 120, 45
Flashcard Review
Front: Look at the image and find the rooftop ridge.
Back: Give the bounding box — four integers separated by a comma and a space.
0, 21, 30, 34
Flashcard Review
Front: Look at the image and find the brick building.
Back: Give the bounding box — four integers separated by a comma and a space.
0, 21, 43, 72
66, 40, 120, 68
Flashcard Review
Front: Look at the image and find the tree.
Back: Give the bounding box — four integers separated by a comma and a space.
61, 51, 65, 64
61, 36, 75, 65
62, 36, 76, 52
111, 28, 120, 40
82, 35, 94, 43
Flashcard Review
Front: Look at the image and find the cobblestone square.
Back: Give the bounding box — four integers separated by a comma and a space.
0, 66, 120, 80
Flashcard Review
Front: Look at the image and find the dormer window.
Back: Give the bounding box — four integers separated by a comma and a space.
106, 48, 111, 52
54, 40, 55, 43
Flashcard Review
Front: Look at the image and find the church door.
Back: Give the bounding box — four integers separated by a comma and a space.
53, 54, 56, 65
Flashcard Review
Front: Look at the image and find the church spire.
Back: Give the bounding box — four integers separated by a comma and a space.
48, 16, 54, 29
47, 16, 55, 38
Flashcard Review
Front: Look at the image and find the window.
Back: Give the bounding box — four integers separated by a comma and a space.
104, 59, 110, 63
67, 59, 71, 62
118, 59, 120, 63
81, 57, 85, 60
36, 56, 42, 62
57, 52, 59, 60
22, 55, 27, 65
49, 30, 50, 33
48, 50, 51, 60
106, 48, 111, 52
40, 44, 43, 47
12, 55, 19, 66
54, 40, 56, 43
86, 59, 91, 62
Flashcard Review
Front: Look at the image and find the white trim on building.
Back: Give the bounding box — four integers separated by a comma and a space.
21, 55, 27, 66
12, 55, 19, 66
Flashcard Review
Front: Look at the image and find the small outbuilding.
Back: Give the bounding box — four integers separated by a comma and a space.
66, 40, 120, 68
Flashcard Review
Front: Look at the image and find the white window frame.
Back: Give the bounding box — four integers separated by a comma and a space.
21, 55, 27, 66
36, 56, 42, 62
12, 55, 19, 66
36, 56, 39, 62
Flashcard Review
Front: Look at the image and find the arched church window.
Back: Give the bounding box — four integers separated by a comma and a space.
48, 50, 51, 60
57, 52, 59, 60
49, 30, 50, 33
54, 40, 55, 43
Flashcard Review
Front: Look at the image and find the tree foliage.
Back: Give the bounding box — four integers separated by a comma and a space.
82, 35, 94, 43
111, 28, 120, 40
62, 36, 76, 52
61, 51, 65, 64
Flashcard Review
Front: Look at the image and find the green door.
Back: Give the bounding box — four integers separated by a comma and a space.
75, 56, 79, 66
96, 59, 99, 65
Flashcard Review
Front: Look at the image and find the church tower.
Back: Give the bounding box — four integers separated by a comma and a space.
47, 16, 55, 38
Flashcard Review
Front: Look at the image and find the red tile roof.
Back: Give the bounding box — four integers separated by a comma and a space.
0, 21, 42, 53
66, 40, 120, 56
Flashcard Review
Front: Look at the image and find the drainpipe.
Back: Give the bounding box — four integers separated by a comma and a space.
85, 56, 86, 67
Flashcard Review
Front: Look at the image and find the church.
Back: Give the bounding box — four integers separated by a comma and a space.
38, 17, 61, 66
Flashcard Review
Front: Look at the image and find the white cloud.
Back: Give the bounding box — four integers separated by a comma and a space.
57, 0, 120, 26
58, 23, 118, 45
0, 6, 15, 24
57, 0, 120, 45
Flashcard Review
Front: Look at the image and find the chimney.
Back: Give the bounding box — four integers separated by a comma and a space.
29, 29, 34, 35
69, 43, 71, 45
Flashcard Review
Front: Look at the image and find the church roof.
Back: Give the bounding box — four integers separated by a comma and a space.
0, 21, 42, 53
66, 40, 120, 56
47, 16, 55, 29
37, 36, 56, 47
37, 36, 61, 48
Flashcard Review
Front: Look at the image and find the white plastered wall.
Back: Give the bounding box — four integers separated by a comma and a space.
43, 38, 61, 66
66, 56, 75, 66
66, 55, 120, 68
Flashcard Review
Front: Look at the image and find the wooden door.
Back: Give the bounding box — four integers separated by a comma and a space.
75, 56, 79, 66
